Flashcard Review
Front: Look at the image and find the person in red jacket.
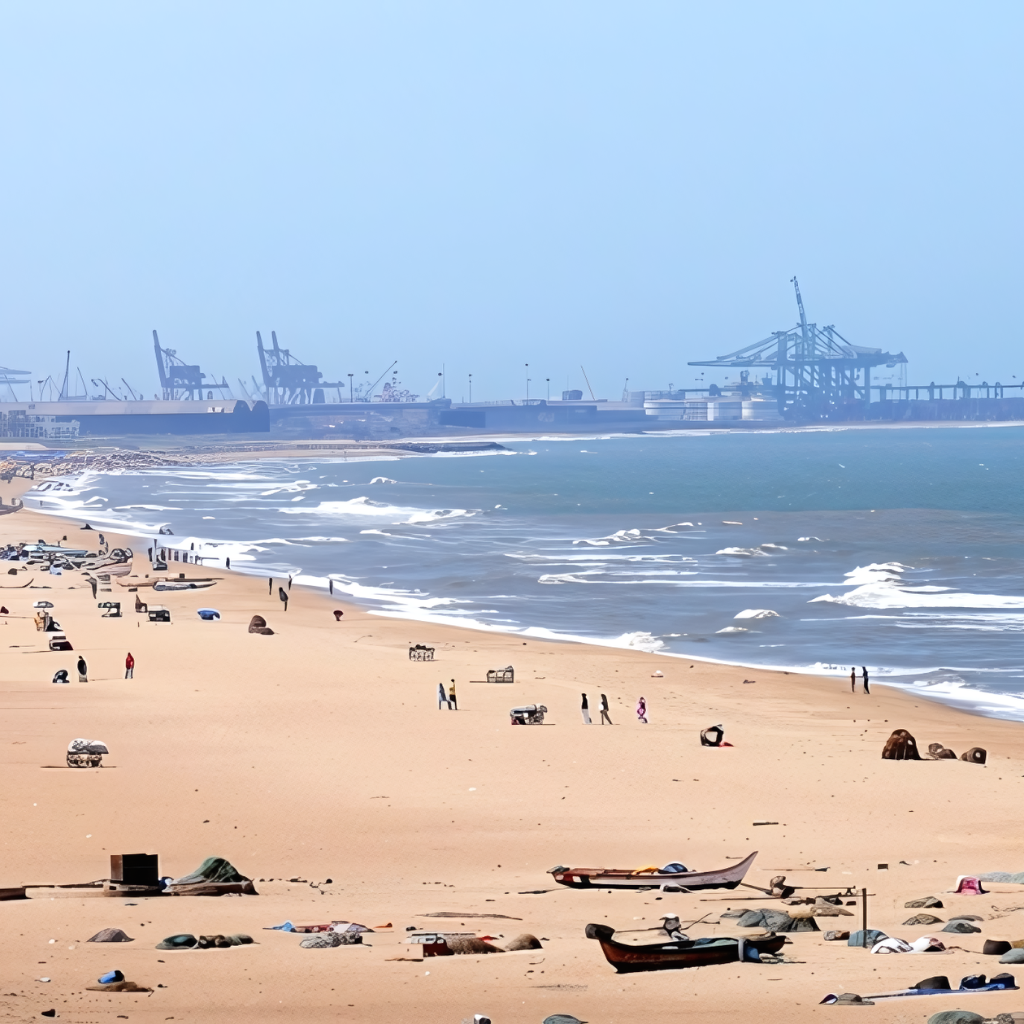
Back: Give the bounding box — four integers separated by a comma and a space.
125, 652, 135, 679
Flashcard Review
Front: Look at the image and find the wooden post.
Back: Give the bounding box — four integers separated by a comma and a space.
862, 887, 868, 946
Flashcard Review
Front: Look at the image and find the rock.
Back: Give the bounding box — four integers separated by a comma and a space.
961, 747, 987, 765
926, 1012, 984, 1024
999, 948, 1024, 964
904, 913, 944, 926
504, 933, 543, 951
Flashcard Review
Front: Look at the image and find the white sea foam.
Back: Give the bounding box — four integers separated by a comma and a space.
842, 562, 914, 585
811, 584, 1024, 610
734, 609, 780, 619
716, 626, 749, 633
280, 496, 476, 524
716, 546, 768, 557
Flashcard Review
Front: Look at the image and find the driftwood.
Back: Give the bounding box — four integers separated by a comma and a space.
881, 729, 921, 760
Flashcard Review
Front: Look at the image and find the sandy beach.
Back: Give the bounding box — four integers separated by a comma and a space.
2, 474, 1023, 1024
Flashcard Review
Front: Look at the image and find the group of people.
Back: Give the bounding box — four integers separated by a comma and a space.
51, 652, 134, 684
580, 693, 647, 724
437, 680, 458, 709
850, 666, 870, 694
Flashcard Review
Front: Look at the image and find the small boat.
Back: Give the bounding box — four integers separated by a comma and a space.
585, 923, 785, 972
550, 851, 757, 890
153, 580, 217, 592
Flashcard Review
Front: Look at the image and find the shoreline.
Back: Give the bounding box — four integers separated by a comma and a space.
2, 483, 1024, 1023
16, 470, 1024, 727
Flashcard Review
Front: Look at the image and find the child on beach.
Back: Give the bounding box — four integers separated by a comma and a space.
636, 696, 647, 724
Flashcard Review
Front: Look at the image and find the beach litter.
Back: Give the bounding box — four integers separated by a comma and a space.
66, 738, 108, 769
980, 872, 1024, 885
819, 991, 875, 1005
85, 981, 152, 992
87, 929, 133, 942
164, 856, 257, 895
945, 920, 983, 934
197, 608, 220, 620
98, 971, 124, 984
908, 896, 944, 908
300, 932, 363, 947
155, 935, 197, 949
882, 729, 921, 759
955, 877, 990, 895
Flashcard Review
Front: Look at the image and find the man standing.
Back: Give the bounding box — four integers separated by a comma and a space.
850, 667, 856, 693
448, 680, 458, 710
125, 652, 134, 679
279, 586, 289, 612
862, 666, 870, 694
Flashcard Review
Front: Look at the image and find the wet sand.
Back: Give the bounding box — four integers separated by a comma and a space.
1, 477, 1023, 1024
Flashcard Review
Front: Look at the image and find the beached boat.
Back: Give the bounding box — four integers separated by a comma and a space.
585, 923, 785, 972
550, 851, 757, 890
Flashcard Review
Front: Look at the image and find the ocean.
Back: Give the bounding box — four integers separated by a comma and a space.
21, 424, 1024, 720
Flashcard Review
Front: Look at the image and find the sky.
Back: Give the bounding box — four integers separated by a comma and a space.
0, 1, 1020, 403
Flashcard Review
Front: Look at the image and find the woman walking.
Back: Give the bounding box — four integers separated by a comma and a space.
77, 656, 88, 683
636, 695, 648, 724
850, 666, 856, 693
580, 693, 591, 724
599, 693, 613, 725
125, 652, 134, 679
862, 665, 870, 694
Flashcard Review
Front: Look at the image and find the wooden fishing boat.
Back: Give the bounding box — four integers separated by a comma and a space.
585, 923, 785, 972
550, 851, 757, 890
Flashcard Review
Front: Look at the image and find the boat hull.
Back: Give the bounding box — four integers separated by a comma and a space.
550, 851, 757, 890
585, 924, 785, 972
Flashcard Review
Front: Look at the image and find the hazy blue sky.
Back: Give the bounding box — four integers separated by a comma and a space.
0, 1, 1020, 402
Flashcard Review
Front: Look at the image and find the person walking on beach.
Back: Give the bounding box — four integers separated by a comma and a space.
125, 652, 134, 679
225, 557, 230, 570
636, 696, 648, 724
851, 667, 856, 693
77, 656, 88, 683
268, 577, 273, 595
862, 666, 870, 694
599, 693, 613, 725
437, 682, 450, 710
580, 693, 591, 724
448, 680, 458, 710
279, 586, 289, 612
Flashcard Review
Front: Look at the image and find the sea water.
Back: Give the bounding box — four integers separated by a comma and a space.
23, 425, 1024, 720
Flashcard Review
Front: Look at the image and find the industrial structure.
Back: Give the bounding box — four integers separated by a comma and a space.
1, 299, 1023, 439
686, 278, 907, 420
153, 331, 231, 401
256, 330, 345, 405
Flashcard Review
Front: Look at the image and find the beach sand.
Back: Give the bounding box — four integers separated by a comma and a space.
1, 476, 1023, 1024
